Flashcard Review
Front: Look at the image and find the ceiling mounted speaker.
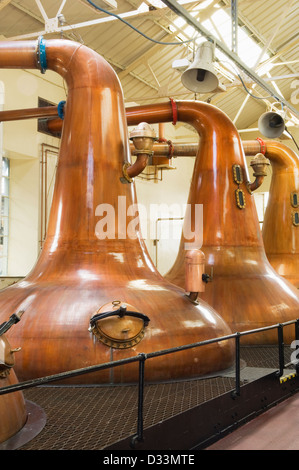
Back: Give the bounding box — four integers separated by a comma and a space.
181, 41, 219, 93
258, 111, 285, 138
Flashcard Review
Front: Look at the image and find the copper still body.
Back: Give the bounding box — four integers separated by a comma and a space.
244, 140, 299, 289
0, 332, 27, 444
0, 39, 234, 384
125, 101, 299, 344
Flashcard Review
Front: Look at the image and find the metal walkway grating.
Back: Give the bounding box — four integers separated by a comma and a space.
16, 345, 295, 450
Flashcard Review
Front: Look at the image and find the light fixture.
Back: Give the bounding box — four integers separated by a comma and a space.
180, 41, 219, 93
258, 104, 286, 138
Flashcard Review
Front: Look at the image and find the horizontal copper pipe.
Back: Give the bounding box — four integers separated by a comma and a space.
0, 104, 291, 166
0, 103, 277, 157
242, 140, 263, 156
46, 116, 61, 133
0, 106, 59, 122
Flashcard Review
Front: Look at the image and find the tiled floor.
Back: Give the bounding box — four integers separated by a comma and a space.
206, 393, 299, 450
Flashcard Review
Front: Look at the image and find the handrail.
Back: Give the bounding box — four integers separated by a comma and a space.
1, 318, 299, 447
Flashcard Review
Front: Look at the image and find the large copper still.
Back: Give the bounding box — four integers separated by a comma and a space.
0, 368, 27, 445
0, 322, 27, 444
125, 102, 299, 344
243, 140, 299, 289
0, 39, 234, 383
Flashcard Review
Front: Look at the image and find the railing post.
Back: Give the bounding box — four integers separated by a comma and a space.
277, 323, 284, 377
232, 332, 241, 398
130, 353, 146, 448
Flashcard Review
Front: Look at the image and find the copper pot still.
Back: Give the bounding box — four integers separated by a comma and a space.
244, 140, 299, 289
0, 332, 27, 444
37, 112, 299, 295
125, 102, 299, 344
0, 38, 234, 384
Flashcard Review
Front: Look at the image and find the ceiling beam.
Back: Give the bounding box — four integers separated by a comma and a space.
0, 0, 13, 12
7, 3, 152, 40
162, 0, 299, 119
251, 0, 295, 69
118, 0, 220, 81
118, 31, 179, 80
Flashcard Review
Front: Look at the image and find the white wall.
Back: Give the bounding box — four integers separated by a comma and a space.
1, 68, 65, 276
134, 123, 198, 275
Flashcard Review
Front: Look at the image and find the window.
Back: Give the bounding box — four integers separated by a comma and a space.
0, 157, 10, 275
253, 191, 269, 230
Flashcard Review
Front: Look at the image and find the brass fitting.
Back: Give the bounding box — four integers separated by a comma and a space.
250, 153, 270, 177
0, 335, 20, 378
122, 122, 157, 183
129, 122, 157, 155
247, 153, 270, 193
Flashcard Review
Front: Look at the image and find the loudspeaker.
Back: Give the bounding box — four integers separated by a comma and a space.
181, 42, 219, 93
258, 111, 285, 138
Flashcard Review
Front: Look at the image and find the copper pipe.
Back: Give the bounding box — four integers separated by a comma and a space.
47, 117, 63, 134
125, 154, 149, 179
243, 139, 299, 171
0, 41, 37, 68
158, 122, 165, 140
247, 175, 264, 192
0, 106, 58, 122
46, 123, 198, 157
152, 142, 198, 157
243, 140, 262, 156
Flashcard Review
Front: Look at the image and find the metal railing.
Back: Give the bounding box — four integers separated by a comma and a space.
1, 318, 299, 447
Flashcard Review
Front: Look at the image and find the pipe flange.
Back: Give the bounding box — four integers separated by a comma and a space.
36, 36, 47, 74
57, 100, 66, 120
122, 162, 134, 183
131, 149, 154, 156
246, 181, 253, 195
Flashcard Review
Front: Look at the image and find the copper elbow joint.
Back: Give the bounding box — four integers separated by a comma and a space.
247, 153, 270, 193
123, 122, 157, 182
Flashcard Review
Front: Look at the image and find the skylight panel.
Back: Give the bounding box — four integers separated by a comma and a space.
173, 17, 186, 29
184, 25, 196, 37
167, 2, 273, 78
